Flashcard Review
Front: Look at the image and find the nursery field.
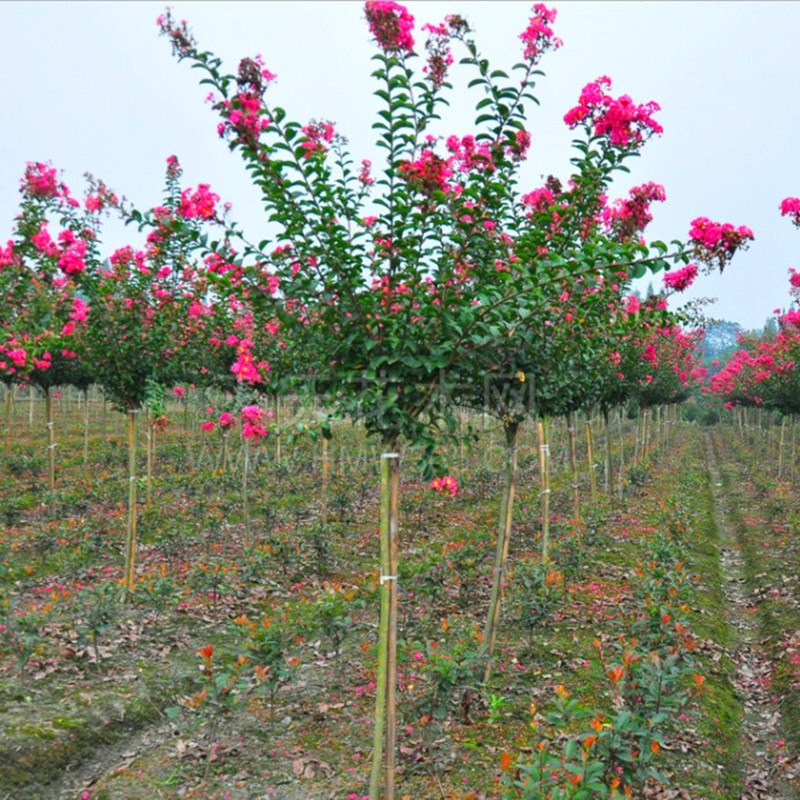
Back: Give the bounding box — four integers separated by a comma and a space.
0, 392, 799, 800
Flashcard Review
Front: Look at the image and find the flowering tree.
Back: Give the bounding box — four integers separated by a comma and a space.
0, 162, 108, 489
157, 4, 754, 796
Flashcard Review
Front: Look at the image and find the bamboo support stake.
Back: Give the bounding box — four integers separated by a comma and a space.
82, 389, 90, 465
45, 387, 56, 495
146, 413, 154, 509
321, 435, 330, 528
778, 415, 787, 480
602, 409, 611, 495
370, 452, 399, 800
481, 422, 519, 683
585, 417, 597, 501
3, 386, 11, 461
123, 409, 139, 596
243, 437, 251, 539
567, 412, 580, 522
538, 417, 551, 562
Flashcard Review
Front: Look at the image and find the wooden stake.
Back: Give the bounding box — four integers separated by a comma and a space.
568, 412, 580, 522
585, 416, 597, 501
370, 451, 400, 800
123, 409, 139, 596
481, 421, 519, 683
538, 417, 551, 562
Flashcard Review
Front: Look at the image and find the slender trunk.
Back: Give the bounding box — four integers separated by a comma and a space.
82, 389, 90, 465
602, 408, 611, 495
778, 415, 787, 480
370, 449, 399, 800
616, 408, 625, 496
3, 386, 12, 462
790, 414, 797, 486
585, 416, 597, 502
321, 435, 330, 528
481, 421, 519, 683
538, 417, 551, 562
641, 408, 650, 462
568, 412, 579, 522
45, 387, 56, 495
274, 396, 282, 465
146, 414, 155, 509
243, 437, 251, 538
123, 409, 139, 596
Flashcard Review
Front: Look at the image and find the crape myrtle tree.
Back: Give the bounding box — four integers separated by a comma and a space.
77, 156, 232, 595
157, 4, 753, 797
0, 162, 108, 489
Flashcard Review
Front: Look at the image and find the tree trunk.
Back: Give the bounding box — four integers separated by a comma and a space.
123, 409, 139, 596
370, 449, 400, 800
481, 421, 519, 683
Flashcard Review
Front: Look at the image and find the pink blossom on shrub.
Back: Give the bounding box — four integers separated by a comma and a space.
57, 238, 87, 275
364, 1, 415, 54
22, 162, 61, 199
564, 76, 662, 149
662, 263, 698, 292
519, 3, 562, 63
780, 196, 800, 227
200, 420, 215, 432
179, 184, 219, 220
219, 411, 236, 430
430, 475, 458, 497
421, 21, 453, 88
241, 404, 268, 441
688, 217, 753, 271
31, 223, 58, 257
398, 149, 454, 195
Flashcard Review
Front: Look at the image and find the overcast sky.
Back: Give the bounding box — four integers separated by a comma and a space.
2, 1, 798, 330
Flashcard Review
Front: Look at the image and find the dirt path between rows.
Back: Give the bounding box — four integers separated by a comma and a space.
705, 431, 797, 800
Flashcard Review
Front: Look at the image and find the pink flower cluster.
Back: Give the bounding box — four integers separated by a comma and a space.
421, 22, 453, 89
398, 149, 453, 195
446, 135, 493, 174
57, 230, 88, 275
688, 217, 754, 271
224, 93, 269, 143
521, 186, 555, 214
22, 162, 62, 199
603, 182, 665, 239
300, 120, 335, 159
364, 1, 415, 54
430, 475, 458, 497
519, 3, 562, 63
200, 409, 237, 433
662, 263, 698, 292
241, 404, 270, 441
564, 76, 662, 149
780, 196, 800, 227
230, 338, 270, 385
179, 184, 219, 220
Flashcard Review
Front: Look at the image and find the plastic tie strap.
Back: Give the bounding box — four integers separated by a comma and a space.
379, 574, 398, 585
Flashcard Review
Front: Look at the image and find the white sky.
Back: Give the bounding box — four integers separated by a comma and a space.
2, 1, 798, 331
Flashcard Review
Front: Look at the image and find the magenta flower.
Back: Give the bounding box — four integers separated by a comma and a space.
688, 217, 753, 271
519, 3, 562, 63
430, 475, 458, 497
179, 184, 220, 220
241, 404, 268, 441
780, 196, 800, 227
662, 263, 698, 292
564, 76, 662, 149
364, 1, 415, 54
